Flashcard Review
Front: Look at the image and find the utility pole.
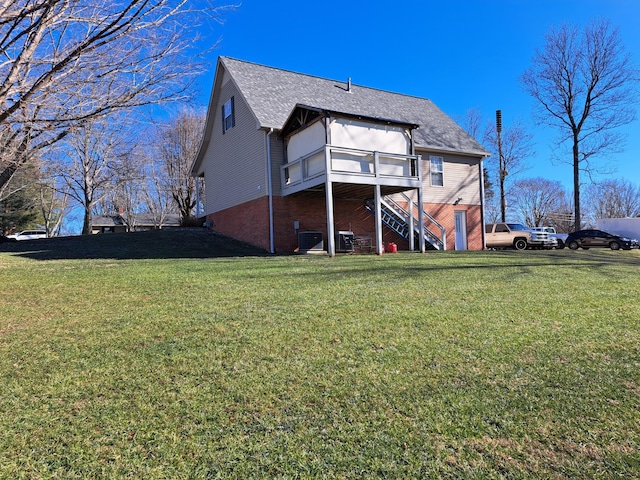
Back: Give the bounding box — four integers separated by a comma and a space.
496, 110, 506, 222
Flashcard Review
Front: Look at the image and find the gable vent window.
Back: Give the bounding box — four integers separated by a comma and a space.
222, 97, 235, 133
430, 156, 444, 187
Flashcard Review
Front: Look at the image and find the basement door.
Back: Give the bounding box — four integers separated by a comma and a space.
454, 210, 468, 250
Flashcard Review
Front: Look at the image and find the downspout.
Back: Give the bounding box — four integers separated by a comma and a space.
266, 128, 275, 254
195, 176, 202, 219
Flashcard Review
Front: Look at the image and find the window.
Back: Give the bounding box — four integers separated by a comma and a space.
221, 97, 235, 133
430, 156, 444, 186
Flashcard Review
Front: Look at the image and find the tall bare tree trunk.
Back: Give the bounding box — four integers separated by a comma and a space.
573, 137, 581, 230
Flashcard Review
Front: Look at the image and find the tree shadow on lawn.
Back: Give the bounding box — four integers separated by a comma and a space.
280, 248, 640, 281
0, 228, 269, 261
3, 230, 638, 271
486, 248, 640, 267
462, 248, 640, 268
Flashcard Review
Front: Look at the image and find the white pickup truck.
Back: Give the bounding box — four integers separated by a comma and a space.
529, 226, 568, 249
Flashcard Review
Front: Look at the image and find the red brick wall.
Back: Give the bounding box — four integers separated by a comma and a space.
208, 197, 484, 253
422, 202, 483, 250
207, 197, 271, 251
271, 197, 382, 253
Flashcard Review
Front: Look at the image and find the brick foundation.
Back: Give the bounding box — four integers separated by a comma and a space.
207, 197, 271, 251
207, 196, 483, 253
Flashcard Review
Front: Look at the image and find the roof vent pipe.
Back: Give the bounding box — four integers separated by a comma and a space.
347, 77, 352, 93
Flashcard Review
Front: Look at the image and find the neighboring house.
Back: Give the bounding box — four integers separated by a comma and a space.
91, 213, 181, 234
192, 57, 490, 255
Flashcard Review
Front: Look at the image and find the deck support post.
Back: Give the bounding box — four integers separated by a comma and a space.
417, 186, 426, 253
408, 193, 415, 251
374, 184, 383, 255
325, 146, 336, 256
416, 155, 426, 253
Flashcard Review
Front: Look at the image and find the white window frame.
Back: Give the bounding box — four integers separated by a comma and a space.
430, 156, 444, 187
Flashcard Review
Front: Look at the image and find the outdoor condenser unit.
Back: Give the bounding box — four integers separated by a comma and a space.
298, 231, 323, 251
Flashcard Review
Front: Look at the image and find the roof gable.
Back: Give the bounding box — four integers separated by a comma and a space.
281, 104, 419, 138
220, 57, 489, 156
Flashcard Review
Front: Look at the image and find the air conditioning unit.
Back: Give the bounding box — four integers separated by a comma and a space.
298, 231, 323, 251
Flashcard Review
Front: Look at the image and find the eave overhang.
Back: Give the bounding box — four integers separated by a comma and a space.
281, 104, 420, 139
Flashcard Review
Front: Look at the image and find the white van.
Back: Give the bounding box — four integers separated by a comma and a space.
7, 230, 47, 240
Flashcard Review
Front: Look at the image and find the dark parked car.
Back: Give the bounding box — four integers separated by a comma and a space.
565, 229, 639, 250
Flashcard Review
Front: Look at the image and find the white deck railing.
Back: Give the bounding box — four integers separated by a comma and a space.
282, 146, 420, 192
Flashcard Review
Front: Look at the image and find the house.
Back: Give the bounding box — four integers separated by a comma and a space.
91, 213, 181, 234
192, 57, 490, 255
91, 214, 128, 234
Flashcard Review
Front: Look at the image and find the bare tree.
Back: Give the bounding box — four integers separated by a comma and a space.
109, 147, 164, 231
584, 179, 640, 222
114, 154, 145, 232
458, 107, 483, 140
547, 208, 575, 234
0, 109, 36, 201
521, 18, 639, 231
0, 0, 231, 195
101, 136, 182, 231
54, 117, 130, 234
37, 180, 69, 237
142, 157, 174, 228
508, 177, 571, 228
484, 117, 535, 221
154, 109, 205, 222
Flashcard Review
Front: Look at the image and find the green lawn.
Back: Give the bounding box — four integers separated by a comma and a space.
1, 231, 639, 478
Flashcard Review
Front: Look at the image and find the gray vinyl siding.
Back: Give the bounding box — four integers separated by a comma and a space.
202, 79, 267, 214
418, 150, 482, 205
269, 134, 285, 197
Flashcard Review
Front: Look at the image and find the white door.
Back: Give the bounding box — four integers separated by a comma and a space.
454, 210, 468, 250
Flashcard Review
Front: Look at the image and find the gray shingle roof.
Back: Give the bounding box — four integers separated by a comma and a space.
222, 57, 489, 156
91, 215, 126, 227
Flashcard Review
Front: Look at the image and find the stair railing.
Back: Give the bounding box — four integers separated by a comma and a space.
365, 197, 445, 250
384, 195, 446, 250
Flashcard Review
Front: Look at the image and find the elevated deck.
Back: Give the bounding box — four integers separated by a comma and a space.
281, 146, 422, 196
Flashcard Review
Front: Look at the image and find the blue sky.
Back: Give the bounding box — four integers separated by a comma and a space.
196, 0, 640, 192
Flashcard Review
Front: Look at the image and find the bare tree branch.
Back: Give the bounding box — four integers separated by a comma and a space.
584, 178, 640, 223
521, 18, 639, 230
51, 114, 133, 234
152, 108, 204, 222
0, 0, 233, 192
508, 177, 572, 229
484, 118, 535, 221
